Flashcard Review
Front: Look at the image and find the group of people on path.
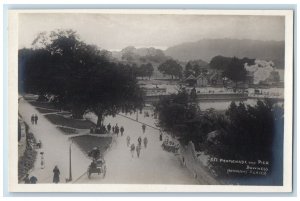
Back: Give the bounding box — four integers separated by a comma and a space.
129, 136, 148, 158
107, 123, 125, 137
31, 114, 38, 125
128, 124, 149, 158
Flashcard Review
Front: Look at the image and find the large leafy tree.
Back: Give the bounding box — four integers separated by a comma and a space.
209, 55, 232, 70
222, 57, 247, 88
19, 29, 144, 120
158, 59, 183, 79
138, 63, 154, 80
184, 60, 208, 78
87, 62, 144, 126
209, 56, 255, 88
154, 88, 199, 136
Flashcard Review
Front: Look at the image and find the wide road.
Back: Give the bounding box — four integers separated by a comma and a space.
76, 112, 198, 184
19, 96, 198, 184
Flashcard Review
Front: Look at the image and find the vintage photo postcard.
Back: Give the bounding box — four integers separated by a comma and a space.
8, 9, 293, 192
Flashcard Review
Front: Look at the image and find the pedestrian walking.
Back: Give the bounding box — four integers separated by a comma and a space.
143, 137, 148, 148
53, 165, 60, 183
136, 144, 141, 158
40, 151, 45, 169
107, 123, 111, 133
23, 174, 30, 184
115, 125, 119, 137
112, 126, 115, 133
130, 144, 135, 158
126, 136, 130, 147
31, 114, 34, 125
159, 131, 163, 141
34, 114, 38, 125
120, 126, 124, 136
30, 176, 38, 184
142, 124, 146, 134
138, 137, 142, 146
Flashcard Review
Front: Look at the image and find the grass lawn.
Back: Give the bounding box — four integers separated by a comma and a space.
72, 135, 112, 156
36, 107, 59, 114
28, 101, 57, 110
57, 126, 78, 135
45, 114, 95, 129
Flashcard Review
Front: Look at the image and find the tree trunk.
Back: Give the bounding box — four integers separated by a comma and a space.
96, 112, 104, 126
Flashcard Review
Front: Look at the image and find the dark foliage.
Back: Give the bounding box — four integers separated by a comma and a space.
19, 29, 144, 122
158, 59, 183, 79
209, 56, 255, 86
184, 60, 209, 78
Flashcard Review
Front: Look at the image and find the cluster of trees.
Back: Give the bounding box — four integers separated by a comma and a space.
136, 63, 154, 80
19, 29, 144, 125
155, 89, 283, 177
184, 60, 209, 78
153, 55, 255, 88
210, 56, 255, 86
154, 88, 199, 136
157, 59, 183, 79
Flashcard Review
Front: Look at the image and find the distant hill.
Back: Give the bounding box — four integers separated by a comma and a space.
164, 39, 285, 69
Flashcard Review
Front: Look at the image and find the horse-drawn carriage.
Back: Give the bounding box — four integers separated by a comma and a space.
87, 158, 106, 179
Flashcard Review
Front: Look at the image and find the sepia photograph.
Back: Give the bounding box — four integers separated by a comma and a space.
8, 9, 293, 192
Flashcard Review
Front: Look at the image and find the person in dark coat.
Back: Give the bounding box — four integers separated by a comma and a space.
143, 137, 148, 148
30, 176, 38, 184
31, 115, 34, 125
107, 123, 111, 133
142, 124, 146, 134
115, 125, 119, 137
53, 166, 60, 183
159, 131, 163, 141
120, 126, 124, 136
23, 174, 30, 184
34, 114, 38, 125
136, 144, 141, 158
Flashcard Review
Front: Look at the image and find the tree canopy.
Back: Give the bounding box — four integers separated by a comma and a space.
137, 63, 154, 79
209, 56, 255, 86
158, 59, 183, 79
184, 60, 208, 78
154, 88, 200, 136
19, 29, 144, 122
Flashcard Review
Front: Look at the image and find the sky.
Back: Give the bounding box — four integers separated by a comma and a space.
18, 13, 285, 51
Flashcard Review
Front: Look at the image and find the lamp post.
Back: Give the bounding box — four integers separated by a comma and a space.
67, 139, 73, 182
